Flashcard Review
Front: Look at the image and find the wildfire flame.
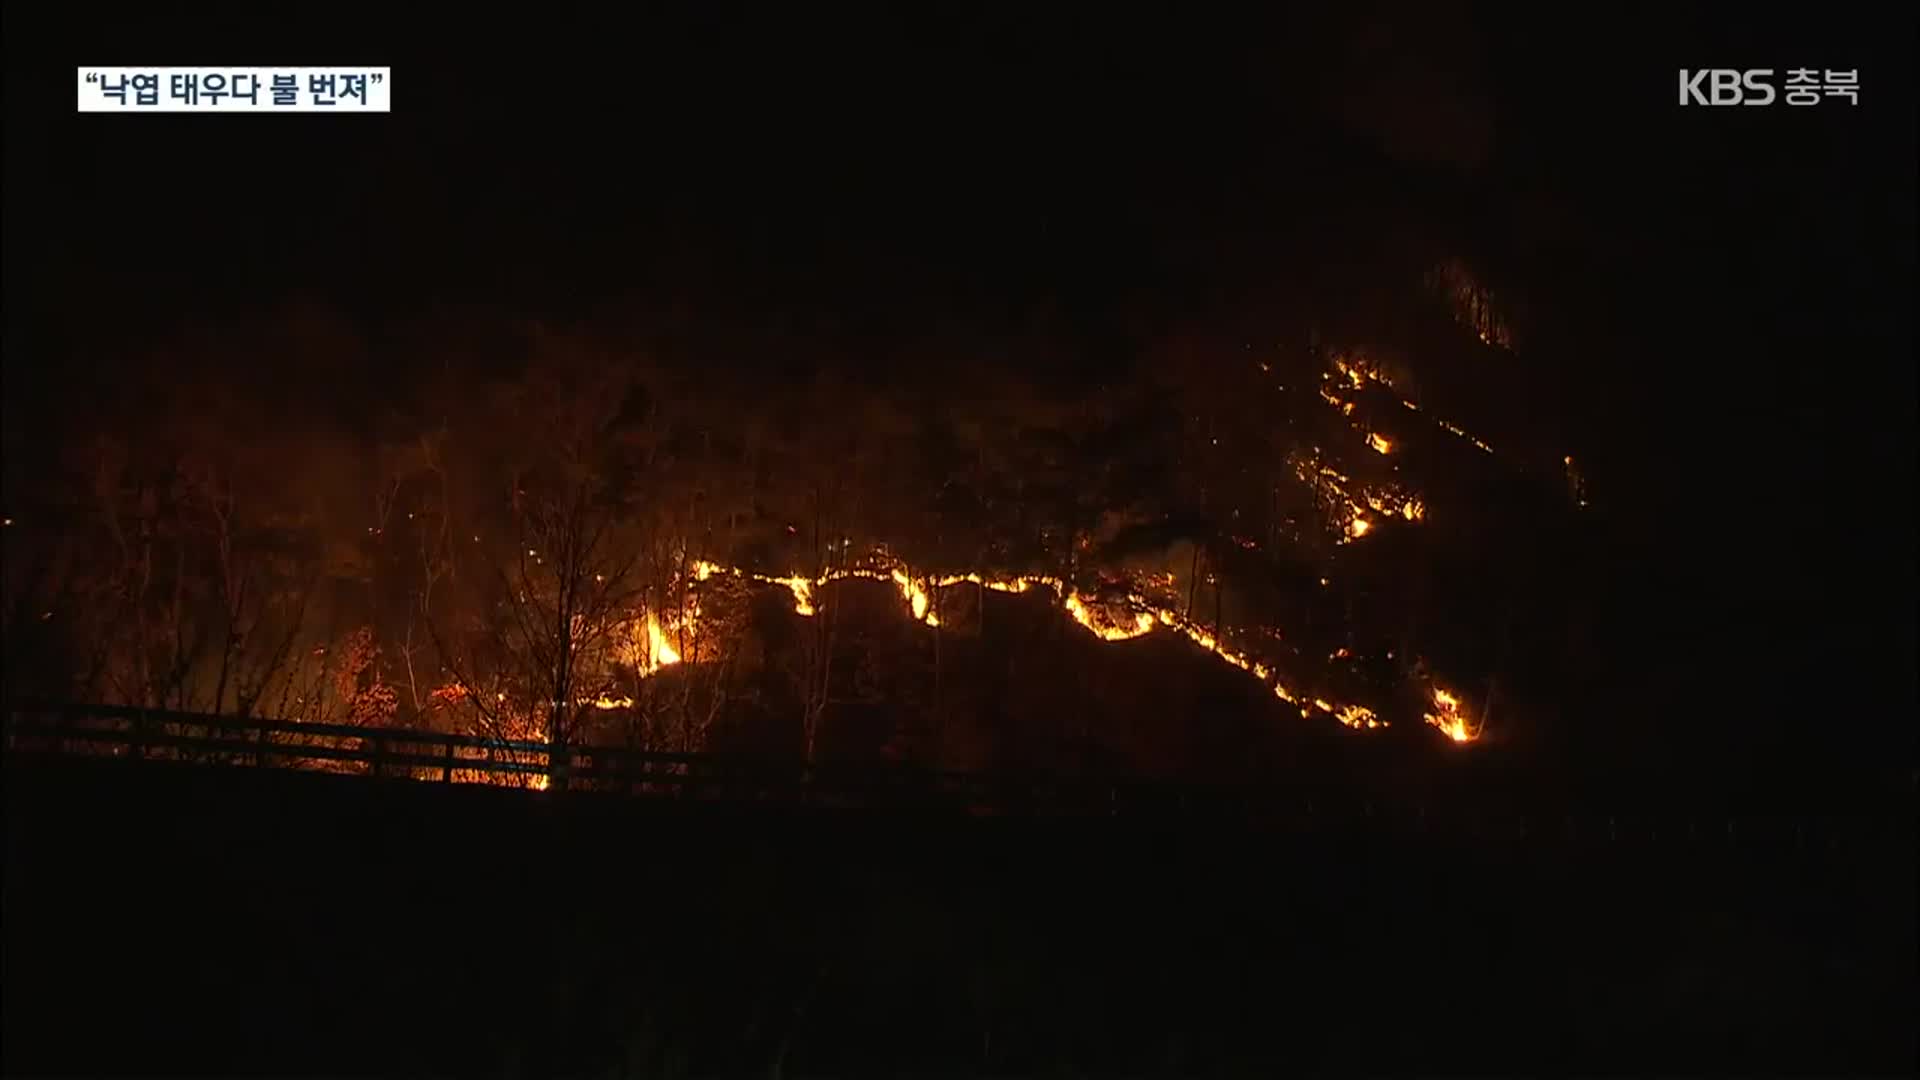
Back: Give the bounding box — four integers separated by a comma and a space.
726, 556, 1390, 734
409, 339, 1544, 786
1423, 686, 1478, 743
1336, 704, 1383, 730
429, 541, 1456, 776
1296, 354, 1502, 466
628, 611, 683, 676
890, 568, 935, 625
1063, 592, 1155, 641
1291, 447, 1423, 543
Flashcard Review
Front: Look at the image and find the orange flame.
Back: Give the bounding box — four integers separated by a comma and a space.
1422, 685, 1478, 743
1063, 592, 1155, 641
628, 611, 683, 676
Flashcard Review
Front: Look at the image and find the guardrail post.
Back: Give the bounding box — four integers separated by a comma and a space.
548, 739, 569, 794
370, 735, 386, 780
444, 738, 456, 782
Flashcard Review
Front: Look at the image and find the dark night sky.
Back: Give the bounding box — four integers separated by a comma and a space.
5, 7, 1915, 766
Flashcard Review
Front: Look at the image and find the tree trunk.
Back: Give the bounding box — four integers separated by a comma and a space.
1213, 562, 1224, 640
1185, 546, 1200, 619
932, 590, 943, 754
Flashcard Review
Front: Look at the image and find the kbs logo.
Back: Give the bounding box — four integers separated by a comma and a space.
1679, 69, 1776, 105
1679, 69, 1860, 106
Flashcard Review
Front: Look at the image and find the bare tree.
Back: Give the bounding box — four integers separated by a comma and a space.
413, 331, 663, 786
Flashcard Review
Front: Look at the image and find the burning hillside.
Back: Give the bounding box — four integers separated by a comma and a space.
0, 261, 1567, 784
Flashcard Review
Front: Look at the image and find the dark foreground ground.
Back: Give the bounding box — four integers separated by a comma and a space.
3, 756, 1912, 1076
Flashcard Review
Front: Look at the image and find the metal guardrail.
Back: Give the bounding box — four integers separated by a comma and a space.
1, 702, 1126, 811
1, 703, 1905, 848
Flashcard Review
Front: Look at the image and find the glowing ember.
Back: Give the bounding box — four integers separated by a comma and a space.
1330, 355, 1394, 391
1436, 419, 1494, 454
1292, 447, 1423, 542
1366, 433, 1393, 455
1563, 455, 1590, 508
1335, 704, 1383, 730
